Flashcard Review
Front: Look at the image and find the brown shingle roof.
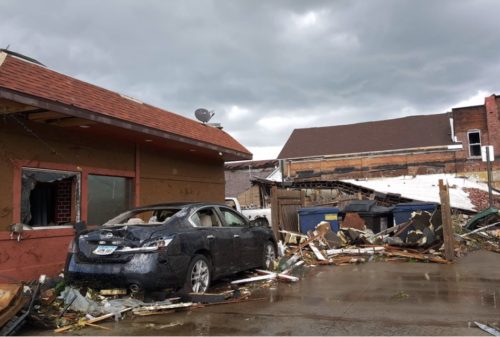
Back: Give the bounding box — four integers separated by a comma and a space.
278, 114, 454, 159
225, 159, 278, 170
0, 52, 251, 158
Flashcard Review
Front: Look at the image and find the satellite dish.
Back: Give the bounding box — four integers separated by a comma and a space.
195, 108, 215, 123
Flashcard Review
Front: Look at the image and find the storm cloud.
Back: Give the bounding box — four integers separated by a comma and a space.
1, 0, 500, 159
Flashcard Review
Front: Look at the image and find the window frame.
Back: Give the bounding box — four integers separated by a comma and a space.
12, 160, 136, 226
189, 206, 223, 228
467, 129, 482, 158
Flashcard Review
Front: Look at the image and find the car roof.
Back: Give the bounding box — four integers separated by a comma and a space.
131, 202, 228, 211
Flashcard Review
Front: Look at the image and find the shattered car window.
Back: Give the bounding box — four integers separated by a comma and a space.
103, 208, 181, 226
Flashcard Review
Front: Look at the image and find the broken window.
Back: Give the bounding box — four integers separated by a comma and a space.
87, 175, 132, 225
468, 130, 481, 157
220, 208, 247, 227
190, 207, 221, 227
21, 168, 80, 227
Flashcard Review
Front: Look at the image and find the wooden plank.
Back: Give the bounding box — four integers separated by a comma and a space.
308, 242, 326, 260
230, 274, 276, 285
439, 179, 454, 261
271, 186, 280, 241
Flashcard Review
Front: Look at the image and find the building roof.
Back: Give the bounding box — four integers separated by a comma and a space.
225, 159, 278, 170
0, 51, 251, 160
278, 113, 454, 159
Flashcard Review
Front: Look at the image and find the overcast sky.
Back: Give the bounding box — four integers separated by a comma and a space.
2, 1, 500, 160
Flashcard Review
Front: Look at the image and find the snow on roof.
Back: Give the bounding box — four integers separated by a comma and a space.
342, 174, 497, 212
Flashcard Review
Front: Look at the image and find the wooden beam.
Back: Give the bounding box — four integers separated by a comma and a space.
28, 111, 67, 121
0, 98, 39, 114
48, 117, 96, 127
439, 179, 454, 261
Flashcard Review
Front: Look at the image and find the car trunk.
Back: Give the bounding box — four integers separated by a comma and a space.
76, 225, 162, 263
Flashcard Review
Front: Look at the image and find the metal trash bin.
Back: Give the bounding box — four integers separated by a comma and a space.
298, 207, 340, 234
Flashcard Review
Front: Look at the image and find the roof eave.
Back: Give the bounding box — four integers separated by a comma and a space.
279, 143, 462, 161
0, 87, 251, 161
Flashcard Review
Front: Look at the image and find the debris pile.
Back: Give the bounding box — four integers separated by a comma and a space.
458, 207, 500, 254
278, 209, 453, 268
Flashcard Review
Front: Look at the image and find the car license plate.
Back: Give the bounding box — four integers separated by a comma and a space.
93, 245, 117, 255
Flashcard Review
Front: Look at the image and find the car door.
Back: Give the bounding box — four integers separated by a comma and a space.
190, 206, 235, 276
217, 206, 260, 270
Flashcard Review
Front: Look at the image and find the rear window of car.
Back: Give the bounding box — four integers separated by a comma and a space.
103, 208, 181, 226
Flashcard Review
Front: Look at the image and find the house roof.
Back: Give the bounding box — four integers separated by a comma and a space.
0, 51, 251, 160
278, 113, 454, 159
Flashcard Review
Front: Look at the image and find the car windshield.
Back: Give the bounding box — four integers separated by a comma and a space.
102, 208, 182, 227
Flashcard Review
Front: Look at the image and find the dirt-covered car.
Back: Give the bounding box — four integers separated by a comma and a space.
64, 202, 277, 293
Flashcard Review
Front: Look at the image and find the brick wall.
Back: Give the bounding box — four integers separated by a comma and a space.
485, 95, 500, 156
54, 178, 72, 224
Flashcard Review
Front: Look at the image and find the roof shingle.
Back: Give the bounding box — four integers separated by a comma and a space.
0, 53, 251, 157
278, 114, 454, 159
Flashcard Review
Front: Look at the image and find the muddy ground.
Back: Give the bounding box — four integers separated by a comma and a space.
21, 250, 500, 336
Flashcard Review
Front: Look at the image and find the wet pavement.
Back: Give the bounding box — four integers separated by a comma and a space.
22, 250, 500, 335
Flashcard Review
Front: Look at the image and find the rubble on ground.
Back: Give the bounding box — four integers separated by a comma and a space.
277, 206, 500, 269
4, 206, 500, 334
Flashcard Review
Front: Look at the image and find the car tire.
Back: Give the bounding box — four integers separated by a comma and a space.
262, 242, 276, 270
184, 255, 211, 293
254, 217, 270, 227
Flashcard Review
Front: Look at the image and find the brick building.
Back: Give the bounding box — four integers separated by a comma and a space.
278, 95, 500, 187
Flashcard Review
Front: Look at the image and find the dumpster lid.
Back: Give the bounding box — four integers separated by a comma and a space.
298, 207, 340, 215
343, 200, 376, 213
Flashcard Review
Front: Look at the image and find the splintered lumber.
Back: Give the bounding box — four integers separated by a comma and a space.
326, 247, 385, 256
373, 222, 407, 238
474, 321, 500, 336
54, 307, 133, 333
308, 242, 327, 260
384, 250, 448, 264
132, 302, 192, 315
281, 260, 304, 275
289, 232, 324, 254
254, 269, 299, 282
461, 222, 500, 238
230, 274, 276, 285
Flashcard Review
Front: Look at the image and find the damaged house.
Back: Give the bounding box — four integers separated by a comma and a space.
278, 96, 500, 188
0, 50, 251, 281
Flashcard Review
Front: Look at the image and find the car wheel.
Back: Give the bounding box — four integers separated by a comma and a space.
262, 242, 276, 270
185, 255, 210, 293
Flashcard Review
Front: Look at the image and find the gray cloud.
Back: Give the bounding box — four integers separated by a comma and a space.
1, 0, 500, 159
